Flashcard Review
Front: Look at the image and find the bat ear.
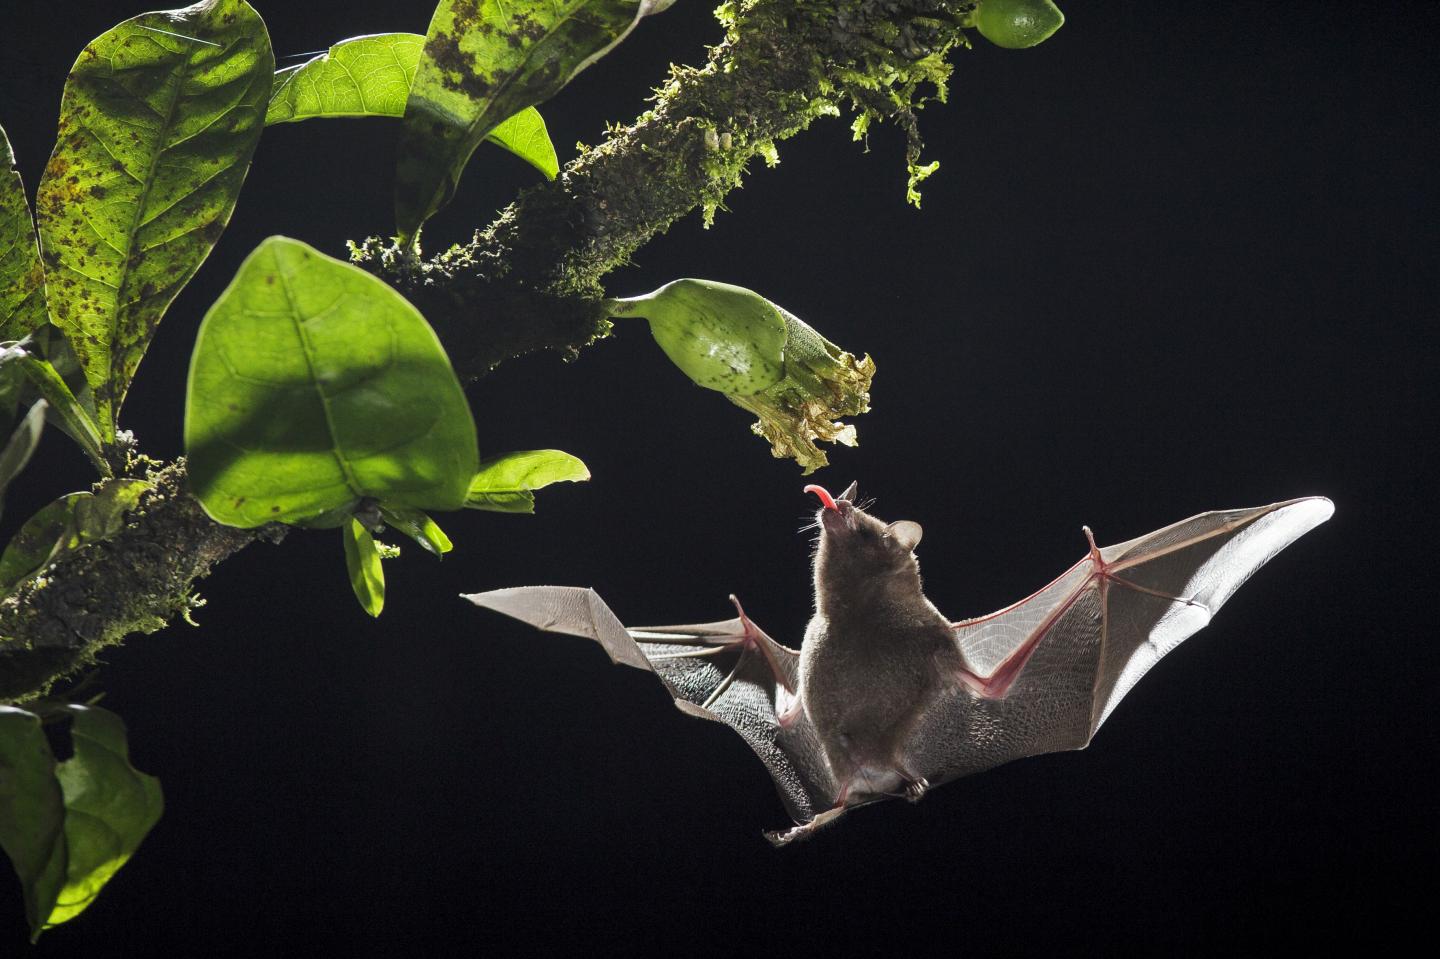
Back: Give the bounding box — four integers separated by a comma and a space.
887, 520, 923, 551
838, 480, 859, 503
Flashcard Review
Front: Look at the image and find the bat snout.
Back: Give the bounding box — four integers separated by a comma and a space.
820, 500, 857, 534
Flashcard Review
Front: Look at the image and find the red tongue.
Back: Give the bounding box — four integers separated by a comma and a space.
804, 485, 839, 511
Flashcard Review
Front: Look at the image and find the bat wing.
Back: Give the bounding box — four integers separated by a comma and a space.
908, 497, 1334, 787
463, 586, 838, 823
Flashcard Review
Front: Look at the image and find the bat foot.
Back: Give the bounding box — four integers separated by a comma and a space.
763, 805, 848, 848
903, 777, 930, 803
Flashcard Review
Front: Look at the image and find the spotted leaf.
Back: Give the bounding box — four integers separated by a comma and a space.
34, 0, 274, 441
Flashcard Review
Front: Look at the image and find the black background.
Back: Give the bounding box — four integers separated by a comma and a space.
2, 0, 1435, 953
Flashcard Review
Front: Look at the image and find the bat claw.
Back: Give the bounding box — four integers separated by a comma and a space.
904, 777, 930, 803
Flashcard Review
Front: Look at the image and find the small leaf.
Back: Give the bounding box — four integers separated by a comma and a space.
342, 517, 385, 617
0, 340, 109, 476
0, 400, 46, 518
0, 125, 47, 339
395, 0, 670, 242
0, 707, 67, 938
185, 236, 479, 528
0, 479, 153, 591
43, 705, 163, 935
379, 504, 453, 556
466, 449, 589, 514
35, 0, 275, 441
485, 109, 560, 181
975, 0, 1065, 49
0, 494, 82, 591
265, 33, 558, 178
608, 279, 789, 395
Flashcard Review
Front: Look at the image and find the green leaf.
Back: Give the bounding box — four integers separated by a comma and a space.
185, 236, 479, 528
379, 504, 453, 556
0, 705, 162, 941
608, 279, 789, 396
394, 0, 671, 243
0, 707, 67, 939
974, 0, 1065, 49
0, 494, 82, 591
485, 109, 560, 181
34, 0, 275, 442
466, 449, 589, 513
264, 33, 558, 179
0, 125, 48, 340
267, 33, 426, 124
0, 400, 46, 518
0, 479, 152, 592
43, 705, 163, 935
342, 517, 385, 617
0, 341, 109, 476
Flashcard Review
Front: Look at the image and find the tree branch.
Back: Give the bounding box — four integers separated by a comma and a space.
1, 0, 974, 701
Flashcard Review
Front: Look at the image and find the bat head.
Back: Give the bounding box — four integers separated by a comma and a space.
808, 484, 925, 600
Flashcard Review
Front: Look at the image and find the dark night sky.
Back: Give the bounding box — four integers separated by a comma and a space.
2, 0, 1436, 953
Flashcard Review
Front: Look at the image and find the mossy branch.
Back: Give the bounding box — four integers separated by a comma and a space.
352, 0, 970, 376
2, 0, 977, 702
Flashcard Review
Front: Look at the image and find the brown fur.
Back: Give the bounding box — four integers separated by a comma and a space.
799, 492, 961, 797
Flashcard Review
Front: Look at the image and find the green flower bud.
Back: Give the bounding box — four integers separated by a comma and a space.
975, 0, 1065, 49
608, 279, 788, 396
607, 279, 874, 474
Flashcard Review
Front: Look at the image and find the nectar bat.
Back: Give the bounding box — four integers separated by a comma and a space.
465, 486, 1332, 845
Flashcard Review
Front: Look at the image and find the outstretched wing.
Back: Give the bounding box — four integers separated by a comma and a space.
464, 586, 838, 822
906, 497, 1334, 788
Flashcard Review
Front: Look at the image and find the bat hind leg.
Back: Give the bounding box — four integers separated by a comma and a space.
763, 805, 849, 847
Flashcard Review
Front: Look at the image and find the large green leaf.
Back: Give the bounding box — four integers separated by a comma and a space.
0, 708, 67, 939
34, 0, 274, 442
0, 126, 47, 339
466, 449, 589, 513
185, 236, 479, 528
394, 0, 672, 243
265, 33, 558, 179
0, 705, 162, 940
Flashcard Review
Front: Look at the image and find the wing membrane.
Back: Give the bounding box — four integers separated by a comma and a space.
920, 497, 1333, 788
465, 586, 836, 822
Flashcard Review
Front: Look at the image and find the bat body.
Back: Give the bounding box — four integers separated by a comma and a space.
465, 487, 1332, 844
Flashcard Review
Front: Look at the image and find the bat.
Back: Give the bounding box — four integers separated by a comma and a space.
464, 485, 1332, 845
